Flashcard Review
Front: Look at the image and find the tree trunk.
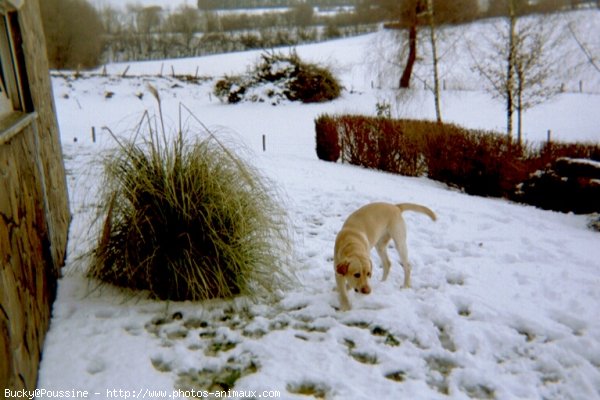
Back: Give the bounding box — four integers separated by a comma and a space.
506, 0, 516, 140
400, 24, 417, 89
517, 82, 523, 145
427, 0, 442, 122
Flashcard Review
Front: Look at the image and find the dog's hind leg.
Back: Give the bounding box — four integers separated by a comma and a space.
391, 224, 411, 288
375, 234, 392, 281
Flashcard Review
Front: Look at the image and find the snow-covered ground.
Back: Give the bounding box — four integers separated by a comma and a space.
37, 12, 600, 400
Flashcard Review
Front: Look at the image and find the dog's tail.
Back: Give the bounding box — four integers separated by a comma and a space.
396, 203, 437, 221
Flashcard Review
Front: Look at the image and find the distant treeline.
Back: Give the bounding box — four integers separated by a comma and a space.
485, 0, 599, 17
197, 0, 361, 10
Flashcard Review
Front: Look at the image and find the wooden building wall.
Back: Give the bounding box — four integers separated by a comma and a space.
0, 0, 70, 390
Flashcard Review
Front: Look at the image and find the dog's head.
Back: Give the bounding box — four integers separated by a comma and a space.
336, 255, 372, 295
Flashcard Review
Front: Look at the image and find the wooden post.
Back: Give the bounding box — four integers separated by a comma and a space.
547, 129, 552, 144
92, 127, 96, 143
262, 134, 266, 152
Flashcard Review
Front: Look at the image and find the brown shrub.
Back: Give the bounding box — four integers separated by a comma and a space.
528, 141, 600, 172
337, 116, 427, 176
315, 114, 600, 212
423, 124, 528, 197
315, 114, 340, 162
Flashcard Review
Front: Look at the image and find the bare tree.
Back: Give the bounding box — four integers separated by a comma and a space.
165, 5, 201, 55
40, 0, 104, 69
400, 0, 426, 88
426, 0, 442, 122
97, 4, 122, 35
470, 3, 564, 143
136, 6, 163, 35
511, 19, 564, 141
424, 0, 479, 122
371, 0, 426, 89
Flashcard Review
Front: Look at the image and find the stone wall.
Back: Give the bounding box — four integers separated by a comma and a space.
0, 0, 70, 391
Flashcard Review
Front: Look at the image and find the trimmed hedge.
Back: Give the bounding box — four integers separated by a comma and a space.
315, 114, 600, 212
314, 114, 340, 162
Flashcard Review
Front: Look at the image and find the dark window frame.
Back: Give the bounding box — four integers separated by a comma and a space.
0, 4, 33, 127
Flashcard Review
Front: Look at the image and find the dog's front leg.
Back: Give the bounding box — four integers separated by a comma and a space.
335, 275, 351, 311
376, 238, 392, 281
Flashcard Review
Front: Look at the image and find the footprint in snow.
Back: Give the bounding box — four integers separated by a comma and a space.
86, 358, 107, 375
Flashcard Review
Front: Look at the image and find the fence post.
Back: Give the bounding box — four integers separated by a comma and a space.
262, 134, 266, 152
92, 127, 96, 143
547, 129, 552, 145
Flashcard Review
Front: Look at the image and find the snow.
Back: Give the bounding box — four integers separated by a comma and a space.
37, 11, 600, 400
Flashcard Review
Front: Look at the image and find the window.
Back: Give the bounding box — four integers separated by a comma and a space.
0, 0, 31, 123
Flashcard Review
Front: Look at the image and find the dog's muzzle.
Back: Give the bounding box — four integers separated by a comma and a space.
356, 286, 371, 295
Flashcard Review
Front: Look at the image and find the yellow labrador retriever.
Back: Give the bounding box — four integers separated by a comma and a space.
334, 202, 436, 311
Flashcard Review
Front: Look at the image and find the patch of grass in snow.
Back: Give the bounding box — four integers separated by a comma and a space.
385, 370, 406, 382
436, 325, 457, 353
150, 356, 173, 373
349, 351, 379, 365
461, 383, 496, 399
183, 318, 209, 330
286, 381, 329, 399
241, 327, 268, 339
426, 356, 459, 395
205, 340, 238, 357
344, 322, 403, 347
292, 322, 329, 333
457, 306, 471, 318
343, 321, 370, 330
371, 326, 401, 347
343, 338, 356, 351
515, 328, 537, 343
176, 356, 259, 394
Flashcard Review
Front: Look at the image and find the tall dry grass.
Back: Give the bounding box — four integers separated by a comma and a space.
90, 91, 293, 301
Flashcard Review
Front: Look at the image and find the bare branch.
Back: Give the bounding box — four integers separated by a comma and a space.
568, 22, 600, 74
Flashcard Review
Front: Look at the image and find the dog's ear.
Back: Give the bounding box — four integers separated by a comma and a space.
336, 262, 349, 276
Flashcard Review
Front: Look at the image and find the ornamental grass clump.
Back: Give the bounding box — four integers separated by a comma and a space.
90, 96, 292, 301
